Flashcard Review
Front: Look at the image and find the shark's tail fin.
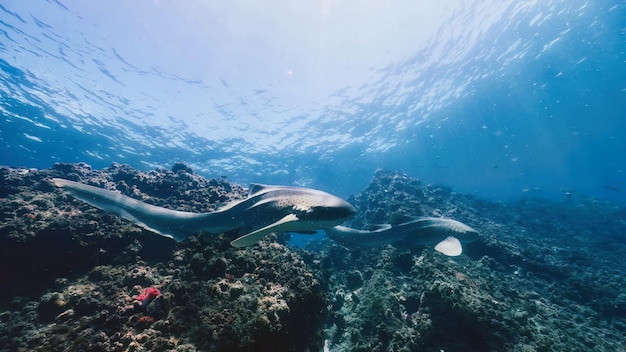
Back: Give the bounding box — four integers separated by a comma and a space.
52, 178, 228, 241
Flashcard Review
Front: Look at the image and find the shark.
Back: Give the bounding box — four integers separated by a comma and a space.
52, 178, 356, 247
324, 214, 479, 256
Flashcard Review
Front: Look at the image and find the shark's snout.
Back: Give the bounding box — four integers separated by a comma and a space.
307, 197, 356, 224
341, 200, 357, 220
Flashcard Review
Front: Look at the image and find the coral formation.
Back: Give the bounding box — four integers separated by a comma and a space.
319, 170, 626, 351
135, 287, 161, 306
0, 163, 325, 351
0, 165, 625, 351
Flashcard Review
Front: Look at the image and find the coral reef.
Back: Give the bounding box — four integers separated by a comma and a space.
318, 170, 626, 351
0, 163, 325, 351
0, 165, 625, 351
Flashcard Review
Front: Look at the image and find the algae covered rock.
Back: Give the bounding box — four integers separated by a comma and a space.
321, 170, 626, 351
0, 163, 326, 351
1, 165, 625, 351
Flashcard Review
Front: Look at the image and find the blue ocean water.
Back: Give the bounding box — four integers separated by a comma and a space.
0, 1, 624, 205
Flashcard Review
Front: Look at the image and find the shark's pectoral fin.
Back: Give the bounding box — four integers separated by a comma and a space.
434, 236, 463, 256
230, 214, 299, 248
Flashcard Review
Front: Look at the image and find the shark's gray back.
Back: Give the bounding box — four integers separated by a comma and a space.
229, 184, 355, 230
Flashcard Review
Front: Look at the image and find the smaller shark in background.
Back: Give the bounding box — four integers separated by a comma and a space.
52, 178, 356, 247
325, 214, 479, 256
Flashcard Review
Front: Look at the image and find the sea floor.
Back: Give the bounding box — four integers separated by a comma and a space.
0, 163, 624, 351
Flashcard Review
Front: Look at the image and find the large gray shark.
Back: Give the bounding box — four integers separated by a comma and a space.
325, 214, 479, 256
52, 178, 356, 247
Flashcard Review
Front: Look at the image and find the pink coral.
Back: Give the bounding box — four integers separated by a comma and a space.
136, 287, 160, 306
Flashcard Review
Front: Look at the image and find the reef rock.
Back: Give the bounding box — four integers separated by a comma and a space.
0, 163, 325, 351
1, 165, 625, 351
319, 170, 626, 351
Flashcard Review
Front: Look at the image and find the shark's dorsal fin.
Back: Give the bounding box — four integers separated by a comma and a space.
248, 183, 271, 196
388, 213, 419, 225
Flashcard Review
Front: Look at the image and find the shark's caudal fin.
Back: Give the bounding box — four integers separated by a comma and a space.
52, 178, 229, 241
